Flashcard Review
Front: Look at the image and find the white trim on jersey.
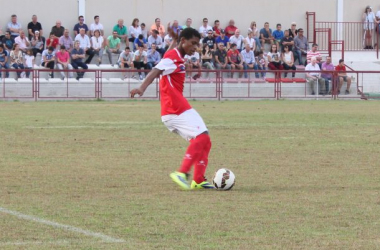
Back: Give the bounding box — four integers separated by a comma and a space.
167, 75, 174, 88
174, 48, 184, 60
154, 58, 177, 76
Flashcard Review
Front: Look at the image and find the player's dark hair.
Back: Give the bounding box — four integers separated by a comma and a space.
179, 28, 201, 40
339, 59, 344, 64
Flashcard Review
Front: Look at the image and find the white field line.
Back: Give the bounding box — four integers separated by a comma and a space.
0, 240, 71, 246
0, 207, 125, 243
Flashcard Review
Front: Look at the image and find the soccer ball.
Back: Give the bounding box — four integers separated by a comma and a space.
212, 168, 235, 190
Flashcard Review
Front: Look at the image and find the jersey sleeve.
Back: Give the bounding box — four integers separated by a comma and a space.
154, 58, 176, 76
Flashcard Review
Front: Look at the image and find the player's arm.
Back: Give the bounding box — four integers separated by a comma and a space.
130, 68, 163, 97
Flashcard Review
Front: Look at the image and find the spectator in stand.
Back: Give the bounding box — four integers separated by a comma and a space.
24, 49, 34, 78
8, 15, 22, 39
306, 43, 322, 66
90, 15, 104, 37
113, 19, 128, 44
255, 51, 267, 78
272, 24, 284, 51
0, 45, 10, 78
229, 29, 246, 52
147, 30, 164, 55
376, 8, 380, 32
164, 32, 173, 51
129, 18, 141, 50
214, 42, 231, 75
321, 56, 334, 94
91, 30, 104, 65
59, 29, 74, 52
241, 44, 255, 78
73, 16, 89, 36
281, 45, 296, 78
248, 21, 261, 51
294, 28, 308, 65
267, 44, 283, 71
41, 46, 55, 78
106, 31, 121, 66
56, 45, 73, 80
27, 15, 43, 40
336, 59, 352, 95
225, 19, 238, 38
14, 31, 30, 53
150, 18, 165, 38
71, 40, 88, 80
202, 30, 216, 50
184, 47, 201, 78
171, 20, 182, 36
46, 32, 59, 50
75, 28, 94, 64
182, 18, 193, 29
31, 31, 44, 57
306, 56, 325, 95
10, 44, 24, 78
118, 46, 134, 71
146, 43, 161, 69
140, 23, 148, 39
260, 22, 274, 49
1, 31, 15, 51
133, 44, 148, 80
51, 20, 64, 38
227, 43, 244, 78
288, 22, 297, 38
245, 31, 256, 51
213, 20, 221, 37
201, 43, 214, 78
280, 30, 294, 52
363, 6, 378, 49
199, 18, 212, 38
134, 34, 148, 51
215, 29, 229, 48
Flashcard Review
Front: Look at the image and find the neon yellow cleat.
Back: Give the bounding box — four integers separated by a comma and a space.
170, 171, 190, 190
190, 180, 215, 189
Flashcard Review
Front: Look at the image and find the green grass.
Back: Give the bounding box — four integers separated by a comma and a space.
0, 100, 379, 249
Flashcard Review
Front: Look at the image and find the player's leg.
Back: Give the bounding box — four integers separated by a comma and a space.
191, 133, 214, 189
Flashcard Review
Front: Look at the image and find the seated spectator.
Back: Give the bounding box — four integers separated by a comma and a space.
272, 24, 284, 51
294, 28, 308, 65
75, 28, 94, 64
73, 16, 89, 36
229, 29, 246, 52
225, 19, 238, 38
133, 45, 148, 80
184, 48, 201, 78
90, 15, 104, 36
1, 31, 15, 51
150, 18, 165, 38
306, 57, 325, 95
113, 19, 128, 44
215, 29, 229, 49
129, 18, 141, 50
260, 22, 274, 48
41, 46, 56, 78
14, 31, 30, 53
248, 21, 261, 51
106, 31, 121, 66
27, 15, 43, 40
321, 56, 334, 94
90, 30, 105, 65
280, 30, 294, 52
213, 20, 221, 37
8, 14, 22, 39
335, 59, 352, 94
171, 20, 182, 36
289, 22, 297, 38
0, 45, 10, 78
306, 43, 322, 66
59, 29, 74, 52
134, 34, 148, 51
24, 49, 34, 78
146, 43, 161, 69
71, 40, 88, 80
214, 42, 231, 73
140, 23, 148, 39
281, 45, 296, 78
148, 30, 164, 55
255, 51, 267, 78
10, 44, 24, 78
241, 44, 255, 78
245, 31, 256, 51
30, 31, 45, 57
56, 45, 73, 80
51, 20, 65, 38
117, 46, 134, 71
227, 43, 244, 78
182, 18, 193, 29
201, 43, 215, 78
267, 44, 283, 70
199, 18, 212, 38
202, 30, 216, 50
46, 32, 59, 50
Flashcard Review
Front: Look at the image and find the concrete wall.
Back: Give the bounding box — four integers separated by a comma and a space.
343, 0, 380, 22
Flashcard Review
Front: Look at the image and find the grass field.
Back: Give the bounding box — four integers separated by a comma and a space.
0, 100, 379, 250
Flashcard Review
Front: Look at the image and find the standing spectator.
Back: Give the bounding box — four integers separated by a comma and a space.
306, 57, 325, 95
106, 31, 121, 66
267, 44, 283, 71
306, 43, 322, 65
41, 46, 56, 78
91, 30, 105, 65
147, 30, 164, 55
182, 18, 193, 29
7, 14, 22, 39
184, 48, 201, 79
225, 19, 238, 38
280, 30, 294, 52
241, 44, 255, 78
27, 15, 43, 40
140, 23, 148, 39
10, 44, 24, 78
288, 22, 297, 38
31, 31, 45, 57
321, 56, 334, 94
227, 43, 244, 78
51, 20, 65, 38
56, 45, 74, 80
199, 18, 212, 38
133, 45, 148, 80
376, 8, 380, 32
73, 16, 89, 36
129, 18, 141, 50
113, 19, 128, 44
281, 45, 296, 78
363, 6, 378, 49
202, 30, 216, 50
248, 21, 261, 51
75, 28, 94, 64
117, 46, 134, 70
255, 51, 267, 79
0, 45, 10, 78
229, 29, 246, 52
214, 42, 231, 72
1, 31, 15, 51
201, 43, 214, 78
272, 24, 284, 51
260, 22, 274, 49
59, 29, 74, 52
294, 28, 308, 65
245, 31, 256, 51
134, 34, 148, 51
146, 43, 161, 69
24, 49, 34, 78
46, 32, 59, 50
335, 59, 352, 95
215, 29, 229, 48
14, 31, 30, 53
150, 18, 165, 38
71, 40, 88, 80
90, 15, 104, 36
212, 20, 221, 38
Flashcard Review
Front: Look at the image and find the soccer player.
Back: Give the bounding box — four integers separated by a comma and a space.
130, 27, 214, 190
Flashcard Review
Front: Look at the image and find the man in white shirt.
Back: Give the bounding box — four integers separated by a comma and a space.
305, 57, 325, 95
75, 28, 94, 64
90, 15, 104, 36
245, 31, 256, 51
14, 30, 30, 53
198, 18, 212, 38
241, 44, 255, 78
229, 29, 246, 51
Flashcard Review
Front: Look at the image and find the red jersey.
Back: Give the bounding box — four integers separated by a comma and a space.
155, 48, 191, 116
335, 65, 346, 72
